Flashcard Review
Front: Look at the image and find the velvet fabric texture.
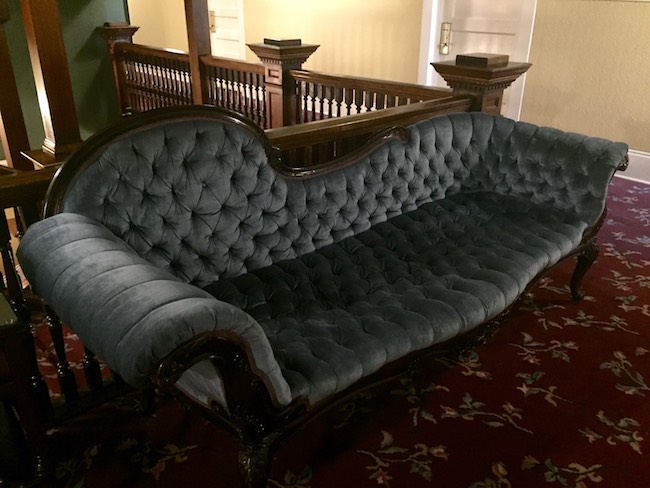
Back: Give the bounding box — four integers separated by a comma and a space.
17, 112, 628, 407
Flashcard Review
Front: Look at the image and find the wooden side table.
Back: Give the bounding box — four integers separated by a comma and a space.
0, 293, 47, 480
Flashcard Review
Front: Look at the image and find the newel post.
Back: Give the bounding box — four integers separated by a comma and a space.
184, 0, 211, 105
19, 0, 82, 166
248, 39, 319, 128
432, 53, 531, 115
98, 22, 140, 116
0, 0, 32, 170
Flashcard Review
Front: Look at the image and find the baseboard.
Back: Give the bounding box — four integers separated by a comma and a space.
617, 149, 650, 184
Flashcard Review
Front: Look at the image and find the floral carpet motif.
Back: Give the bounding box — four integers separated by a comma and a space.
31, 177, 650, 487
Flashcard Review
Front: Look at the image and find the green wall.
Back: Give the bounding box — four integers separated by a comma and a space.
1, 0, 128, 160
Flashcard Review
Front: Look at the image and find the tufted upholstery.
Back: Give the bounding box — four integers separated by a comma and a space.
57, 113, 623, 288
18, 109, 627, 407
204, 191, 587, 402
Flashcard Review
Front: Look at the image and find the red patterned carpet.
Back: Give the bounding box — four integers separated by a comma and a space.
33, 177, 650, 487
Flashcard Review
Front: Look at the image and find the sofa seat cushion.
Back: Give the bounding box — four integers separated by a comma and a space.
203, 191, 588, 405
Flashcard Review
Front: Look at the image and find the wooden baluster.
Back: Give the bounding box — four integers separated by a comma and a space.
233, 70, 240, 112
259, 82, 266, 129
82, 346, 103, 392
310, 82, 318, 120
257, 75, 265, 128
139, 60, 147, 110
138, 59, 146, 110
227, 70, 235, 111
310, 83, 318, 121
124, 58, 133, 108
364, 90, 375, 112
375, 92, 387, 110
212, 67, 219, 105
164, 64, 173, 104
299, 81, 307, 123
116, 52, 130, 114
168, 61, 176, 103
147, 60, 155, 109
386, 94, 396, 108
343, 87, 354, 116
173, 61, 182, 103
217, 68, 225, 108
133, 60, 142, 111
45, 306, 78, 404
141, 58, 154, 110
317, 84, 325, 120
160, 62, 168, 104
236, 70, 244, 114
0, 210, 51, 418
186, 64, 193, 103
219, 67, 227, 107
325, 86, 336, 119
233, 69, 240, 113
214, 67, 220, 106
334, 86, 343, 118
301, 81, 308, 122
158, 63, 167, 106
211, 75, 217, 107
0, 211, 27, 323
129, 60, 143, 112
134, 60, 143, 111
354, 88, 363, 114
168, 62, 176, 106
245, 71, 253, 121
308, 83, 316, 121
205, 66, 213, 104
151, 60, 158, 107
398, 95, 408, 106
154, 63, 162, 106
226, 70, 233, 110
150, 62, 158, 106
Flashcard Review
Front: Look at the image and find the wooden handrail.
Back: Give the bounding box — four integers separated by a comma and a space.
267, 96, 472, 151
0, 165, 57, 209
114, 42, 190, 62
201, 55, 264, 75
290, 69, 452, 101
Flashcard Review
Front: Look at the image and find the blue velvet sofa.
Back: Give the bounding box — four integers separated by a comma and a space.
17, 106, 628, 486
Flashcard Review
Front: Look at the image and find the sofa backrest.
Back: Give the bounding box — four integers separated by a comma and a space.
49, 106, 626, 287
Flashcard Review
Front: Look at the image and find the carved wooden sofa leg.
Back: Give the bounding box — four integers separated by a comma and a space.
570, 239, 599, 301
156, 335, 308, 488
238, 440, 275, 488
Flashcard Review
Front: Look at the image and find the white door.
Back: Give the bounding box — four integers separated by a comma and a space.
208, 0, 246, 59
418, 0, 537, 120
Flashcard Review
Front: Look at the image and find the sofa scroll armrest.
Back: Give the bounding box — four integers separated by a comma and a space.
17, 213, 292, 406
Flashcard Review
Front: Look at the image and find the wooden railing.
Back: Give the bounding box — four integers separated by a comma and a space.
202, 55, 267, 128
101, 28, 467, 131
291, 69, 452, 122
269, 96, 473, 167
114, 43, 192, 113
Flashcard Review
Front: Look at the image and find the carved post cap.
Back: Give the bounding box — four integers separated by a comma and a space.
247, 39, 319, 68
97, 22, 140, 52
432, 53, 531, 115
248, 39, 320, 128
